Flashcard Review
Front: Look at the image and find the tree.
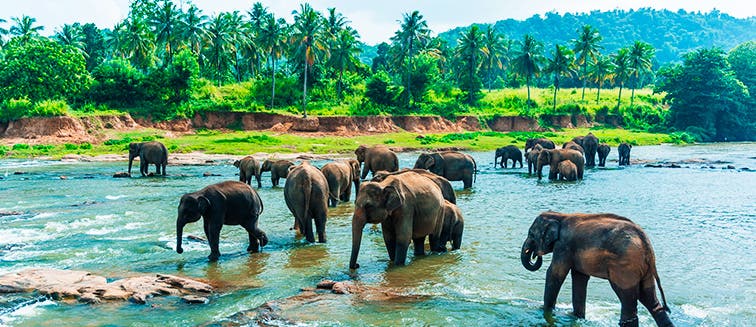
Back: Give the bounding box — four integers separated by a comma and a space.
511, 34, 544, 108
80, 23, 106, 71
657, 48, 754, 141
572, 25, 603, 101
481, 25, 509, 92
328, 29, 361, 100
391, 10, 430, 107
10, 15, 44, 43
628, 41, 654, 106
0, 18, 7, 47
55, 24, 86, 55
371, 42, 390, 73
246, 2, 269, 74
727, 41, 756, 93
120, 15, 156, 71
205, 14, 233, 85
455, 25, 486, 105
224, 11, 248, 82
544, 44, 577, 110
258, 14, 288, 107
291, 3, 326, 117
149, 0, 181, 65
611, 47, 632, 110
588, 54, 615, 103
181, 5, 209, 60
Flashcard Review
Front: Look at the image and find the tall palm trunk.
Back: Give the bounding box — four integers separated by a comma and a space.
617, 83, 624, 110
526, 75, 532, 108
630, 77, 637, 107
338, 69, 344, 100
581, 63, 588, 101
302, 59, 308, 118
406, 41, 413, 107
270, 51, 276, 108
552, 76, 558, 111
596, 78, 602, 104
469, 59, 476, 105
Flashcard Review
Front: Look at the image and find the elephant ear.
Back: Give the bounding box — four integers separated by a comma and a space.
233, 160, 241, 168
542, 217, 560, 249
197, 196, 211, 214
349, 160, 361, 180
382, 185, 403, 213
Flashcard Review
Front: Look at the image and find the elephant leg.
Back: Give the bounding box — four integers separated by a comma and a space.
161, 163, 166, 175
341, 187, 351, 202
639, 285, 673, 327
610, 282, 640, 327
548, 169, 558, 180
315, 214, 327, 243
543, 265, 570, 313
463, 175, 473, 189
429, 232, 443, 252
243, 224, 260, 253
303, 217, 315, 243
205, 222, 222, 261
571, 271, 590, 318
451, 231, 462, 250
393, 239, 410, 266
381, 224, 396, 261
412, 236, 426, 256
140, 161, 148, 176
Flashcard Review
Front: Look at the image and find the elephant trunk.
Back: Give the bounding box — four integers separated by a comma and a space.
176, 220, 185, 254
349, 208, 366, 269
521, 240, 542, 271
128, 154, 135, 176
353, 179, 361, 199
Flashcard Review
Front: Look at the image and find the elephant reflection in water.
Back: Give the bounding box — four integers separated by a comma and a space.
285, 245, 329, 269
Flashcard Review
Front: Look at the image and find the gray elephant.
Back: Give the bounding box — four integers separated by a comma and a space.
557, 160, 578, 181
261, 159, 294, 187
526, 144, 544, 175
414, 151, 477, 189
521, 211, 673, 327
355, 145, 399, 179
525, 138, 556, 153
320, 159, 361, 207
582, 132, 600, 167
562, 141, 585, 155
128, 141, 168, 177
597, 143, 611, 167
437, 200, 464, 252
234, 156, 262, 188
350, 171, 445, 268
494, 145, 523, 168
284, 161, 329, 243
176, 181, 268, 261
537, 149, 585, 180
619, 142, 632, 166
372, 168, 456, 204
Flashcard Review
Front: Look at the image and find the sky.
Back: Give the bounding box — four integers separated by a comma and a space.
1, 0, 755, 45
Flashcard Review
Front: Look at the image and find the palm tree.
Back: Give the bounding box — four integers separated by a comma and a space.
246, 2, 269, 75
324, 8, 348, 41
10, 15, 44, 42
222, 11, 248, 82
328, 29, 361, 100
544, 44, 577, 111
628, 41, 654, 106
391, 10, 430, 106
511, 34, 544, 108
481, 25, 509, 92
611, 48, 633, 110
455, 25, 486, 105
291, 3, 326, 118
0, 18, 8, 47
572, 25, 603, 101
258, 15, 287, 107
55, 24, 86, 54
149, 0, 181, 65
205, 14, 233, 85
180, 5, 208, 63
587, 54, 615, 104
121, 15, 155, 70
247, 2, 269, 33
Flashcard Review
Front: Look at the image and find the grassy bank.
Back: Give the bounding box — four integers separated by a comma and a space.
0, 127, 677, 159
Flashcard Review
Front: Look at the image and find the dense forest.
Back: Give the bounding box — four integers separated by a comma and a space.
0, 1, 754, 141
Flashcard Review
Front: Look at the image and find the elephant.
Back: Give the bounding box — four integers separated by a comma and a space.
414, 151, 477, 189
372, 168, 456, 204
176, 181, 268, 261
350, 171, 445, 269
234, 156, 262, 188
320, 159, 361, 207
525, 138, 556, 153
355, 145, 399, 179
284, 161, 329, 243
526, 144, 543, 176
536, 148, 585, 180
261, 159, 294, 187
437, 200, 464, 252
597, 143, 611, 167
494, 145, 523, 168
619, 142, 633, 166
128, 141, 168, 177
521, 211, 673, 327
582, 132, 600, 167
562, 141, 585, 155
557, 160, 578, 181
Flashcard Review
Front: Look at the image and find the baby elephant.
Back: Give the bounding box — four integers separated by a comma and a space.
436, 200, 464, 251
261, 159, 294, 186
557, 160, 578, 181
234, 156, 262, 188
176, 181, 268, 261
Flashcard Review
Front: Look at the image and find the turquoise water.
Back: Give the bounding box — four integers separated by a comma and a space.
0, 143, 754, 326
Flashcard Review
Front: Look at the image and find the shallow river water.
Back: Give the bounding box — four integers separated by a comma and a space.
0, 143, 754, 326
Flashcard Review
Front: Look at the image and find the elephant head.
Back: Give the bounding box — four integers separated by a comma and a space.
354, 145, 367, 163
260, 159, 273, 172
347, 159, 361, 196
350, 181, 404, 269
414, 153, 444, 175
175, 194, 210, 254
232, 160, 241, 168
536, 150, 553, 180
521, 214, 561, 271
128, 142, 142, 175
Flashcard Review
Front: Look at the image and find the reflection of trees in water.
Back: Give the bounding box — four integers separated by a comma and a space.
285, 244, 330, 269
202, 252, 270, 289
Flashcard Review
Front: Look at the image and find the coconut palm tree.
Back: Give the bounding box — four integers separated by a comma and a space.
572, 25, 603, 101
544, 44, 577, 111
628, 40, 655, 106
511, 34, 544, 108
180, 5, 208, 64
611, 47, 633, 110
10, 15, 44, 43
291, 3, 326, 118
588, 54, 615, 104
121, 15, 155, 70
247, 2, 269, 33
55, 24, 86, 54
328, 29, 361, 100
258, 14, 288, 107
205, 13, 234, 85
481, 25, 509, 92
222, 11, 249, 82
455, 25, 487, 105
246, 2, 268, 75
391, 10, 430, 107
0, 18, 8, 47
149, 0, 181, 65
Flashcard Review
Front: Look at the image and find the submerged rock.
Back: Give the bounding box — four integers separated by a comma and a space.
0, 268, 212, 305
113, 172, 130, 178
202, 172, 221, 177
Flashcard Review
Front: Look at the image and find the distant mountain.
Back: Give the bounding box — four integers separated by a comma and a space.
437, 8, 756, 65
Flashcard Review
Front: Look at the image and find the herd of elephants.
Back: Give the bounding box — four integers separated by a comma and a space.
124, 132, 672, 327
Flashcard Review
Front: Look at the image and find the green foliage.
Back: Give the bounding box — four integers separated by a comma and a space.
620, 104, 668, 130
728, 41, 756, 94
79, 142, 93, 149
12, 144, 30, 150
88, 59, 146, 107
0, 98, 34, 122
365, 71, 399, 107
29, 100, 70, 117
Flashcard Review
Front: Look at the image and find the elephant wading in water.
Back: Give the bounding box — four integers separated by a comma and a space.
284, 162, 329, 243
525, 138, 556, 153
597, 143, 611, 167
562, 141, 585, 155
234, 156, 262, 188
350, 171, 444, 269
414, 151, 477, 189
521, 212, 673, 327
437, 200, 464, 251
526, 144, 544, 176
372, 169, 456, 204
619, 142, 633, 166
582, 132, 600, 167
128, 141, 168, 177
537, 149, 585, 180
557, 160, 578, 181
494, 145, 523, 168
261, 159, 294, 187
176, 181, 268, 261
355, 145, 399, 179
320, 159, 361, 207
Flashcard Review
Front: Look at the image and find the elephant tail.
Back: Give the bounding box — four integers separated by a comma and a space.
302, 175, 313, 225
641, 229, 671, 313
472, 156, 477, 183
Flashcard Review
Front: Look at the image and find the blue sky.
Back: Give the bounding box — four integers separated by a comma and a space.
1, 0, 754, 44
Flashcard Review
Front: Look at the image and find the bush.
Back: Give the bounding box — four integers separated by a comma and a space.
621, 104, 668, 130
30, 100, 69, 117
0, 145, 8, 156
12, 144, 30, 150
0, 98, 34, 122
88, 59, 146, 107
79, 142, 93, 149
365, 71, 399, 107
64, 143, 79, 150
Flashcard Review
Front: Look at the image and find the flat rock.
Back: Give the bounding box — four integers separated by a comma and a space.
113, 172, 130, 178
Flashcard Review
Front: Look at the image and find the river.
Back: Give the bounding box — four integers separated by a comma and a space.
0, 143, 754, 326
